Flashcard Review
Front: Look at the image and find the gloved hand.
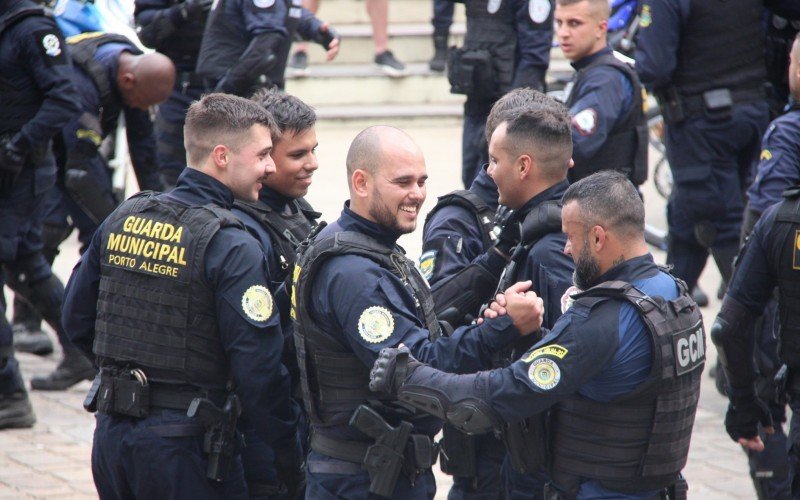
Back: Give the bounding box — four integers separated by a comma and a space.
0, 139, 25, 191
180, 0, 213, 20
493, 217, 521, 258
725, 393, 773, 442
369, 345, 421, 395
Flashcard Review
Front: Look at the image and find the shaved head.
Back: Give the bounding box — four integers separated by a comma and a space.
556, 0, 609, 19
346, 125, 422, 185
117, 50, 175, 110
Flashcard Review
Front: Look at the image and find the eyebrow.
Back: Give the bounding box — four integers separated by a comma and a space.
391, 174, 428, 183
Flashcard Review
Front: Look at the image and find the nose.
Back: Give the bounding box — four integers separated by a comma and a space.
307, 153, 319, 172
409, 181, 425, 203
563, 239, 572, 256
486, 162, 496, 177
557, 24, 568, 40
264, 154, 277, 175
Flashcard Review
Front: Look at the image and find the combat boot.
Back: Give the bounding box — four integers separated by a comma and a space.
12, 322, 54, 356
30, 347, 95, 391
0, 391, 36, 429
429, 30, 448, 72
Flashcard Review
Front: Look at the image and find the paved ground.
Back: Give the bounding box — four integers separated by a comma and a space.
0, 122, 764, 498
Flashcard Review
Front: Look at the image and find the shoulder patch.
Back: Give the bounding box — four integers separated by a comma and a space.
253, 0, 275, 8
793, 230, 800, 270
529, 0, 551, 23
358, 306, 395, 343
572, 108, 597, 136
528, 358, 561, 390
419, 250, 437, 281
760, 149, 773, 161
639, 4, 652, 28
34, 30, 67, 67
522, 344, 569, 363
242, 285, 274, 321
487, 0, 502, 14
560, 285, 581, 313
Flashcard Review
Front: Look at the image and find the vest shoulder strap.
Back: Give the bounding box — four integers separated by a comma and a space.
0, 6, 47, 37
426, 190, 496, 249
67, 32, 141, 111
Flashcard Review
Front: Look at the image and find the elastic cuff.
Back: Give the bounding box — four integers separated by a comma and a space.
479, 315, 520, 351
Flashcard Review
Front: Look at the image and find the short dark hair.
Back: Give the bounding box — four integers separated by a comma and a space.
485, 88, 553, 142
555, 0, 610, 18
497, 102, 573, 181
562, 170, 644, 238
251, 88, 316, 142
185, 93, 278, 166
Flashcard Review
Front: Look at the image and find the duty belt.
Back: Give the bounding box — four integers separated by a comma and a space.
310, 431, 438, 474
680, 87, 765, 116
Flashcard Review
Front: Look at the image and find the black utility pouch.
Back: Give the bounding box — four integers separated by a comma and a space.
113, 369, 151, 418
447, 48, 494, 97
703, 88, 733, 121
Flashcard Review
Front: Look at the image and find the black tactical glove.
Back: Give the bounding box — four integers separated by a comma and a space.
312, 25, 339, 49
493, 216, 521, 258
0, 139, 25, 191
369, 346, 422, 395
725, 393, 773, 442
180, 0, 213, 20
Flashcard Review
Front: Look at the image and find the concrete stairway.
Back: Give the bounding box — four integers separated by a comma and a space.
283, 0, 571, 123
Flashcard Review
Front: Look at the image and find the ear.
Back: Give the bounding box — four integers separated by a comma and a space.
212, 144, 229, 169
118, 72, 135, 91
351, 169, 370, 198
591, 225, 607, 250
517, 154, 533, 179
568, 158, 575, 169
598, 18, 608, 36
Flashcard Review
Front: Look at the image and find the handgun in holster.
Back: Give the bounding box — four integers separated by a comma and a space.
349, 404, 413, 498
187, 394, 242, 482
654, 86, 686, 125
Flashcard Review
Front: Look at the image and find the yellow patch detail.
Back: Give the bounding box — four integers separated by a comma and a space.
760, 149, 773, 161
241, 285, 273, 322
521, 344, 569, 363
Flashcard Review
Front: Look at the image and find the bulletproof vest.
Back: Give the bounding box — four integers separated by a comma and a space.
424, 190, 497, 250
291, 230, 441, 427
460, 0, 516, 98
66, 32, 142, 135
502, 200, 563, 286
197, 0, 300, 90
0, 3, 53, 135
547, 278, 704, 493
94, 192, 243, 391
233, 197, 320, 282
566, 52, 648, 185
672, 0, 764, 98
770, 190, 800, 369
154, 0, 207, 71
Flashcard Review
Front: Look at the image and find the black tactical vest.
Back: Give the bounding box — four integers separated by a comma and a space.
565, 52, 648, 185
291, 231, 441, 427
456, 0, 516, 99
672, 0, 764, 99
548, 279, 704, 493
94, 192, 243, 390
424, 190, 497, 250
0, 3, 54, 135
66, 32, 142, 135
234, 197, 320, 282
770, 190, 800, 369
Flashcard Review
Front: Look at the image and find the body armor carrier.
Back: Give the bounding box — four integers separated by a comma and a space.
425, 189, 497, 250
771, 189, 800, 369
565, 52, 648, 185
291, 230, 441, 428
234, 197, 320, 282
95, 192, 243, 391
543, 278, 704, 494
447, 0, 515, 99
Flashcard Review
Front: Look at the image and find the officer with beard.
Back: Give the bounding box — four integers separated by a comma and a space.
291, 125, 545, 499
371, 171, 706, 499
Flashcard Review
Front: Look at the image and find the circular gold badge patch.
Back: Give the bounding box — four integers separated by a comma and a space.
241, 285, 273, 322
358, 306, 395, 343
528, 358, 561, 391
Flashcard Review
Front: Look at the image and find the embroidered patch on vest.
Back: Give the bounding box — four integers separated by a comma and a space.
419, 250, 437, 281
242, 285, 274, 322
528, 358, 561, 390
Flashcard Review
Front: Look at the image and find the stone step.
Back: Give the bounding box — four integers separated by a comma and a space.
284, 58, 574, 107
295, 22, 466, 66
313, 0, 466, 25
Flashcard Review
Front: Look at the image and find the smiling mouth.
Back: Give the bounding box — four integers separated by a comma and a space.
400, 205, 418, 215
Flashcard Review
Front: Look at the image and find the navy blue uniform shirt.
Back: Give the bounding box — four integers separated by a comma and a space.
566, 46, 634, 167
406, 254, 676, 499
63, 168, 299, 447
747, 104, 800, 215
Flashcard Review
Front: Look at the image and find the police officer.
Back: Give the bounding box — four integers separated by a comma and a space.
292, 125, 544, 499
26, 32, 174, 391
231, 89, 319, 499
62, 93, 301, 498
634, 0, 772, 301
0, 0, 81, 429
371, 171, 705, 499
429, 0, 454, 72
710, 33, 800, 500
196, 0, 339, 97
454, 0, 555, 188
556, 0, 647, 186
135, 0, 213, 187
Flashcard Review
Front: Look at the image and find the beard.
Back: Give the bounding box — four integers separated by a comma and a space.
368, 189, 416, 235
573, 238, 600, 290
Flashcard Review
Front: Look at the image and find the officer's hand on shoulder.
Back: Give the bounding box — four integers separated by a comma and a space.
369, 345, 421, 395
502, 281, 544, 336
725, 393, 774, 451
0, 138, 25, 190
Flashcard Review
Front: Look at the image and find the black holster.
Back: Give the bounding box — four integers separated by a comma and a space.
654, 87, 686, 125
187, 394, 242, 482
439, 424, 477, 477
447, 47, 497, 97
503, 416, 547, 474
64, 167, 117, 225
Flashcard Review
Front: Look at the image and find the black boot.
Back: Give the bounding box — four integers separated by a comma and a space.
691, 286, 709, 307
429, 31, 448, 72
0, 391, 36, 429
12, 297, 52, 356
30, 347, 95, 391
